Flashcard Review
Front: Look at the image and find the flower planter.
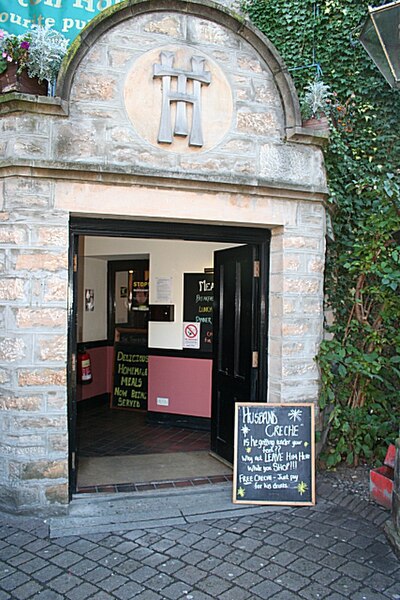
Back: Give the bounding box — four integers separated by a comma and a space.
392, 439, 400, 530
302, 116, 329, 131
0, 63, 47, 95
384, 438, 400, 559
370, 444, 395, 509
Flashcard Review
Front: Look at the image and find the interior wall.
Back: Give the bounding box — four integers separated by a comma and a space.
148, 239, 223, 349
82, 236, 237, 347
148, 356, 212, 417
78, 346, 114, 402
81, 257, 108, 342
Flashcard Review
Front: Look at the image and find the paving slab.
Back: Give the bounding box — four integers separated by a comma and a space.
0, 476, 399, 600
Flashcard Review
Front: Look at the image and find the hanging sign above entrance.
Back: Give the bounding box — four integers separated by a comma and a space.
233, 403, 315, 506
0, 0, 124, 40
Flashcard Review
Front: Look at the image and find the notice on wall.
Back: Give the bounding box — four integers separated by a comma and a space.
233, 403, 315, 506
155, 277, 172, 303
183, 322, 200, 349
183, 273, 213, 352
84, 289, 94, 311
111, 343, 148, 411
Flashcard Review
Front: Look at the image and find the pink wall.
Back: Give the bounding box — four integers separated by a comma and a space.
78, 346, 114, 401
148, 356, 212, 418
79, 348, 212, 420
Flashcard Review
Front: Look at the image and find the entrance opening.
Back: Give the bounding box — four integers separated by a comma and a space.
69, 219, 270, 497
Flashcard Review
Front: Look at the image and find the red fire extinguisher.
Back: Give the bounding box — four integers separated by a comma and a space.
78, 349, 92, 384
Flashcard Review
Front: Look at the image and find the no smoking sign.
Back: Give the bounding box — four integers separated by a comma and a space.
183, 322, 200, 349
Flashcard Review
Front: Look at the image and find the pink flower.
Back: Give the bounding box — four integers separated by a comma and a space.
6, 56, 13, 62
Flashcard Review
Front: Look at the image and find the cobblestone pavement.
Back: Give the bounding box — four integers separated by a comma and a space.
0, 477, 399, 600
319, 465, 372, 504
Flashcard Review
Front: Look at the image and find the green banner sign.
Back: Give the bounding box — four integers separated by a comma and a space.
0, 0, 125, 41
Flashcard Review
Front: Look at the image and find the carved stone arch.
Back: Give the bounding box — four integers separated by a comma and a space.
57, 0, 302, 136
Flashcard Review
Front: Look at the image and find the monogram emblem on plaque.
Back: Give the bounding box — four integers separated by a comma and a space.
153, 52, 211, 147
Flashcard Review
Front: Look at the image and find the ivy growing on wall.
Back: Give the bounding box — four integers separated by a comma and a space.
243, 0, 400, 466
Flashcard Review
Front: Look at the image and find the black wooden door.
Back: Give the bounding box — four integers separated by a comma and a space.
68, 233, 79, 498
211, 244, 260, 463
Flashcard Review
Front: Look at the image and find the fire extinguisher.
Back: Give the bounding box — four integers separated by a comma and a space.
78, 349, 92, 384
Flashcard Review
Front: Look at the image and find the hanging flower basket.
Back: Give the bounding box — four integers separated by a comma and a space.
301, 79, 332, 132
0, 62, 47, 95
302, 115, 330, 131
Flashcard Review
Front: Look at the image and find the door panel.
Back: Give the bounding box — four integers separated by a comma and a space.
211, 244, 259, 463
68, 234, 79, 499
107, 259, 149, 341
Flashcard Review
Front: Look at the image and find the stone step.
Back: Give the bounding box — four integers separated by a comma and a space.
48, 483, 287, 538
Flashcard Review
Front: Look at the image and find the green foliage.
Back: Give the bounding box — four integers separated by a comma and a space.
322, 402, 398, 467
243, 0, 400, 466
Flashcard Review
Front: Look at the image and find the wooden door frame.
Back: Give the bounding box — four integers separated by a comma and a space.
68, 217, 270, 499
107, 258, 150, 342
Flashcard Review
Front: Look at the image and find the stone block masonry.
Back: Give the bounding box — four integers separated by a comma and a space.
1, 10, 327, 192
0, 177, 69, 514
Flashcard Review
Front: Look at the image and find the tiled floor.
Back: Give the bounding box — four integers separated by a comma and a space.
77, 397, 210, 457
75, 398, 233, 494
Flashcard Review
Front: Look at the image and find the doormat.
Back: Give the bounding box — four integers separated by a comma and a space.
77, 451, 232, 493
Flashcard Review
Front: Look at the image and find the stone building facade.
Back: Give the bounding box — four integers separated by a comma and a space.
0, 0, 327, 514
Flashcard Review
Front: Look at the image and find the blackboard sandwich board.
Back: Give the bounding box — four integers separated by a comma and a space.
233, 403, 315, 506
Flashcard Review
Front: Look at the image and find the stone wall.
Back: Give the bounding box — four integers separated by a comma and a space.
0, 177, 69, 513
0, 1, 327, 514
269, 205, 325, 407
2, 11, 326, 192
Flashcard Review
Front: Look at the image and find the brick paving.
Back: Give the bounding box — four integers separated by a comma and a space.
0, 479, 399, 599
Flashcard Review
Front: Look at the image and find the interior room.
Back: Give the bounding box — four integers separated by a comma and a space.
75, 235, 240, 493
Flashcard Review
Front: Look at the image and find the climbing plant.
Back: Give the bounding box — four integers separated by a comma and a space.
243, 0, 400, 466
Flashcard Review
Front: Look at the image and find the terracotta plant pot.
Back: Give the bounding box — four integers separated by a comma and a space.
302, 115, 329, 131
0, 62, 47, 95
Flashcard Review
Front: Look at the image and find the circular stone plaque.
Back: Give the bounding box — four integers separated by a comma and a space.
124, 45, 233, 154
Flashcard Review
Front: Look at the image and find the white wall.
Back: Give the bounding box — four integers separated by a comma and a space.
81, 257, 108, 342
82, 237, 237, 346
148, 239, 218, 349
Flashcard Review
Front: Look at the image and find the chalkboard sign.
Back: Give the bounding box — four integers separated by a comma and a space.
183, 273, 213, 352
111, 343, 148, 411
233, 403, 315, 505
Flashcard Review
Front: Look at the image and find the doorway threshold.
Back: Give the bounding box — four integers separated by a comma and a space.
76, 450, 232, 493
77, 473, 233, 494
49, 483, 288, 538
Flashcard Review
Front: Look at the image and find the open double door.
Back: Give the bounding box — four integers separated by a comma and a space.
68, 219, 270, 495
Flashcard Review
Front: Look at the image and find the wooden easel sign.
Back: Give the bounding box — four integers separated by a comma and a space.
233, 403, 315, 506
